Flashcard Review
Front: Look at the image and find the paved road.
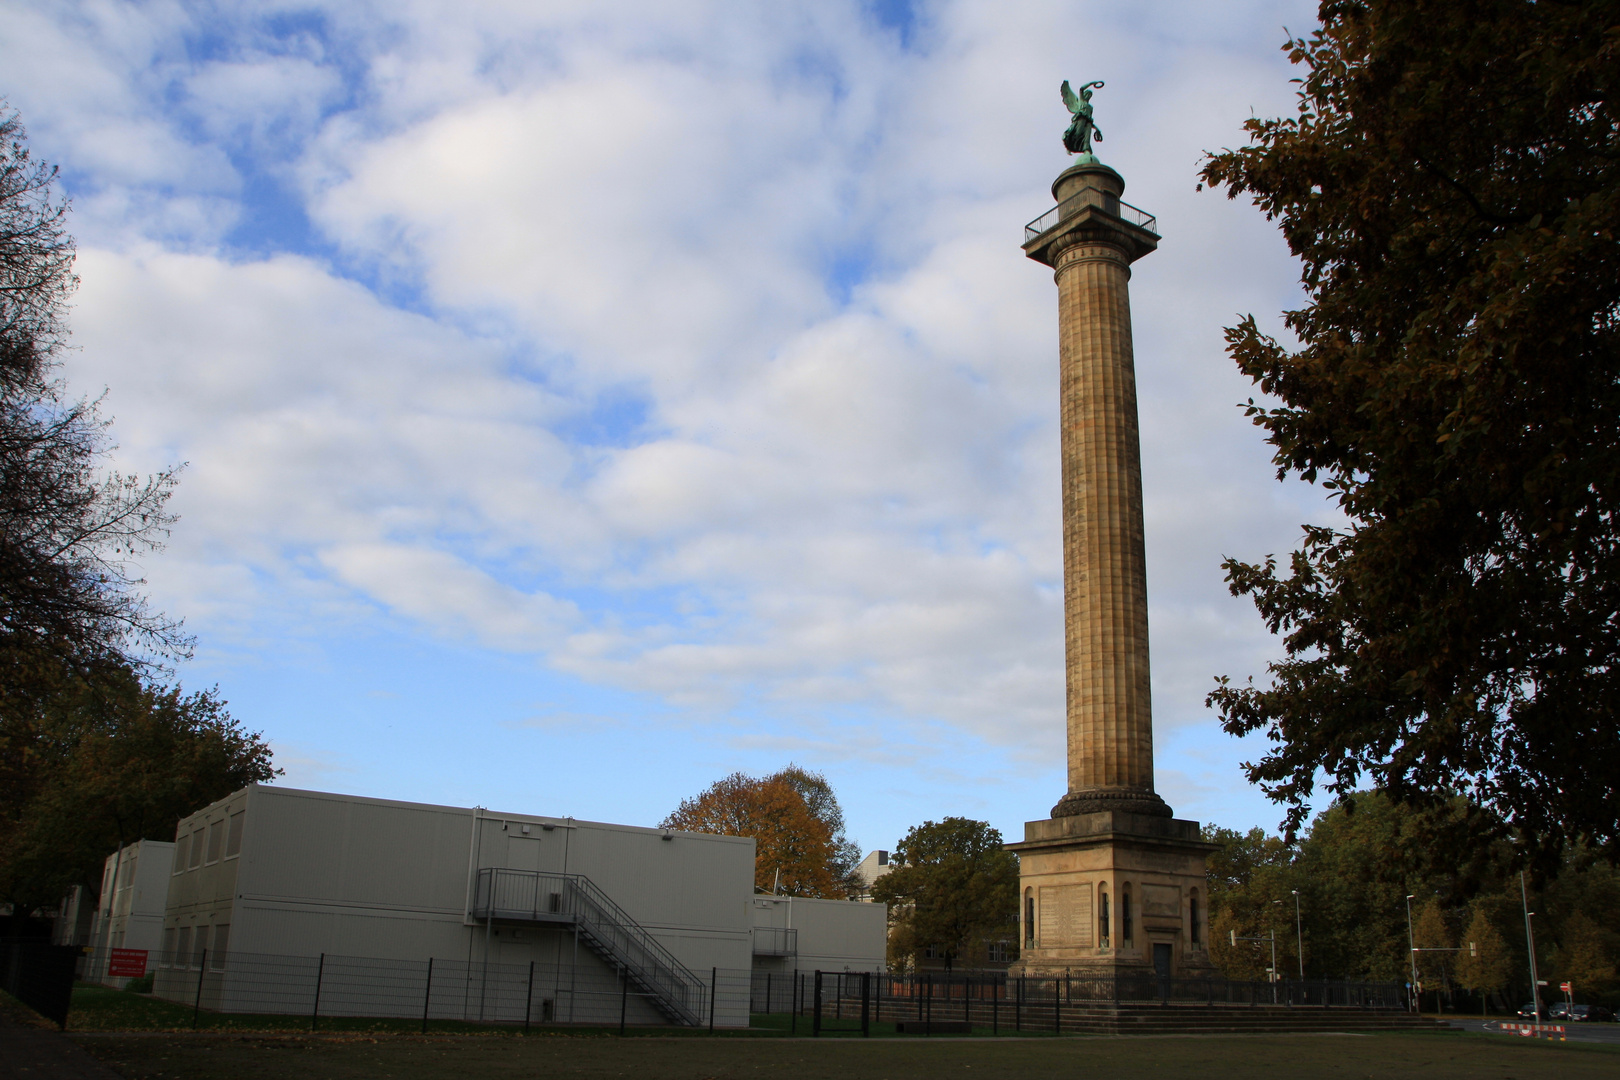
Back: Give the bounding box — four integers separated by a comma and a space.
1445, 1016, 1620, 1045
0, 1012, 124, 1080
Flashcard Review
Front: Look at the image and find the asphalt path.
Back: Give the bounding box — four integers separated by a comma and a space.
1444, 1016, 1620, 1045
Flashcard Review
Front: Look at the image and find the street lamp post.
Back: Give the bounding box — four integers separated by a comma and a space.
1291, 890, 1303, 979
1405, 894, 1418, 1013
1520, 871, 1542, 1022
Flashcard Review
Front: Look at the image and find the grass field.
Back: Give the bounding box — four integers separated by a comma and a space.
71, 1029, 1620, 1080
47, 986, 1620, 1079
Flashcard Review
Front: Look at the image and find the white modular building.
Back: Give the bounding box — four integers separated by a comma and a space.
155, 785, 756, 1026
750, 894, 887, 977
78, 840, 174, 985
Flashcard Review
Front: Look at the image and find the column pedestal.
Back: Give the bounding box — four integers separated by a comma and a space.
1008, 813, 1216, 978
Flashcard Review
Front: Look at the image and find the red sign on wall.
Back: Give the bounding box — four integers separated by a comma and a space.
108, 948, 148, 978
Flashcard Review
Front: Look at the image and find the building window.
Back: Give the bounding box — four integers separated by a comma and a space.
1099, 888, 1110, 947
205, 820, 224, 863
162, 927, 176, 966
176, 926, 192, 968
1122, 885, 1133, 945
193, 925, 209, 969
1024, 892, 1035, 945
188, 830, 204, 869
173, 835, 188, 874
1190, 890, 1201, 947
988, 940, 1010, 964
225, 811, 245, 858
210, 925, 229, 970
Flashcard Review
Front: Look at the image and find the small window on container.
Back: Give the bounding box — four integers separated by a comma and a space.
205, 820, 224, 863
189, 831, 204, 869
210, 925, 229, 970
225, 811, 245, 858
162, 927, 176, 966
193, 925, 209, 969
175, 927, 192, 968
173, 836, 188, 874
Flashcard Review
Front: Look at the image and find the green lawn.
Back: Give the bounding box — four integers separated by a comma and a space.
71, 1030, 1620, 1080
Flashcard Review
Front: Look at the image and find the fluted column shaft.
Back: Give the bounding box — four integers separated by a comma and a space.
1054, 240, 1154, 795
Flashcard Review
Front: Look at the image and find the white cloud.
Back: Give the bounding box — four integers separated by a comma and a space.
4, 0, 1329, 836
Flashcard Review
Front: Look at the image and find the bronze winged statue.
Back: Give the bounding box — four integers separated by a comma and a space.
1061, 79, 1105, 156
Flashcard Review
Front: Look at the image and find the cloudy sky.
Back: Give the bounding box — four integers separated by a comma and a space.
3, 0, 1332, 854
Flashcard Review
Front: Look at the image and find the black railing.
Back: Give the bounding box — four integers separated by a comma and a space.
751, 926, 798, 956
1024, 188, 1158, 243
471, 868, 704, 1025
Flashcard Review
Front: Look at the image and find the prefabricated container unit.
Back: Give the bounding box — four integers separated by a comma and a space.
750, 894, 888, 976
86, 840, 175, 986
154, 785, 755, 1026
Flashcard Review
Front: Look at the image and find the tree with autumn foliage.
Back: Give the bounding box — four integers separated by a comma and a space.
660, 765, 860, 897
0, 659, 277, 926
1201, 1, 1620, 854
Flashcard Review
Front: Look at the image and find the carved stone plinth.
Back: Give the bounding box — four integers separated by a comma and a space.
1008, 812, 1217, 978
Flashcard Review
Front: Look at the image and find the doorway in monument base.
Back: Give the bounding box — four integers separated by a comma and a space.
1152, 943, 1172, 978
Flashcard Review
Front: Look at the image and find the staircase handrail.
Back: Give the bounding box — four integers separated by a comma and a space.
472, 867, 703, 1024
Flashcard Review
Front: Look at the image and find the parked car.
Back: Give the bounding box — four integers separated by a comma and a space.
1548, 1001, 1572, 1020
1568, 1005, 1616, 1022
1518, 1002, 1552, 1020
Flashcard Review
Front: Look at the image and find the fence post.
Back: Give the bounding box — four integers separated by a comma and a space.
925, 973, 932, 1035
791, 972, 798, 1034
813, 971, 823, 1037
422, 957, 434, 1034
765, 971, 771, 1015
525, 960, 535, 1032
992, 977, 998, 1035
192, 949, 207, 1029
310, 953, 324, 1032
861, 972, 870, 1038
964, 976, 971, 1026
1054, 977, 1061, 1035
619, 965, 628, 1036
710, 967, 717, 1032
1015, 975, 1022, 1032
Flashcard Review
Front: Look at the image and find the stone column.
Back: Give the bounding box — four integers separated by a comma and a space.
1010, 157, 1215, 982
1027, 162, 1168, 819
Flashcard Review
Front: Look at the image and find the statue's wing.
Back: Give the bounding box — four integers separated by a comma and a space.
1060, 80, 1080, 114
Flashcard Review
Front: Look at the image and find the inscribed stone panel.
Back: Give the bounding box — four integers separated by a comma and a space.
1141, 884, 1181, 919
1037, 883, 1093, 947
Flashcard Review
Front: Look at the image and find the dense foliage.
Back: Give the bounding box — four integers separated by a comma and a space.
1206, 792, 1620, 1009
660, 764, 861, 897
1201, 1, 1620, 851
0, 659, 277, 922
869, 817, 1019, 971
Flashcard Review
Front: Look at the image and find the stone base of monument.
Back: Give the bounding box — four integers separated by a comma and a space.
1007, 808, 1220, 980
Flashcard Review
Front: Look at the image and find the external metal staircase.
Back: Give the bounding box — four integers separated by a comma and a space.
471, 868, 704, 1026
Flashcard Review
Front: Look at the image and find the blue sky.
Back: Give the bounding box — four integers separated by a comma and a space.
3, 0, 1332, 854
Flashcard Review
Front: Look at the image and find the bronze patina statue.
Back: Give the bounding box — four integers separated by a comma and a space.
1061, 79, 1105, 158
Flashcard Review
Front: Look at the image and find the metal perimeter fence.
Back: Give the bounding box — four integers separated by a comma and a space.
62, 945, 1406, 1035
119, 948, 757, 1031
750, 969, 1409, 1036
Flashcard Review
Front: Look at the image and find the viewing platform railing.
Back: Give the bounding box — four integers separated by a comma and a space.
1024, 188, 1158, 243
